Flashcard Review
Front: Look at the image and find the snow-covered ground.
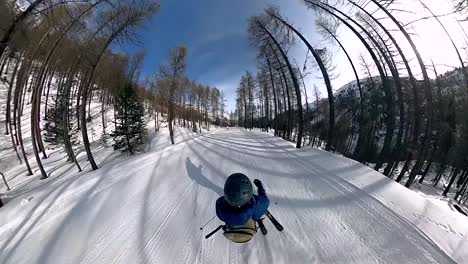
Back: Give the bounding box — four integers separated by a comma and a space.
0, 127, 465, 264
1, 71, 466, 263
0, 77, 119, 202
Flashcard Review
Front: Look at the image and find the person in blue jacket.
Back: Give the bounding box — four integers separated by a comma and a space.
216, 173, 270, 226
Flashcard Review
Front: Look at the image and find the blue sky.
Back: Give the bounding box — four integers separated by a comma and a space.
121, 0, 320, 111
120, 0, 466, 112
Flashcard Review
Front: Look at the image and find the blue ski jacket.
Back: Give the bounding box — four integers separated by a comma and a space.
216, 190, 270, 226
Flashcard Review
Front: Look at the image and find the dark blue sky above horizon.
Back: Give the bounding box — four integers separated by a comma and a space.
120, 0, 320, 111
117, 0, 463, 112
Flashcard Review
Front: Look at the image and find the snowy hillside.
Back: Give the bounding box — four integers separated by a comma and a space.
0, 76, 119, 200
0, 127, 466, 264
4, 0, 468, 263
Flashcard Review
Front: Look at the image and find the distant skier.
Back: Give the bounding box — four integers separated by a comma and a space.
216, 173, 270, 227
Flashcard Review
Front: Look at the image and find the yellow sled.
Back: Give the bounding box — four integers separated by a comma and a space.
222, 219, 257, 243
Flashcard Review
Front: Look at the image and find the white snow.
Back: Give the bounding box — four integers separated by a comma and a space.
292, 147, 468, 263
0, 80, 119, 202
0, 126, 465, 264
1, 68, 466, 263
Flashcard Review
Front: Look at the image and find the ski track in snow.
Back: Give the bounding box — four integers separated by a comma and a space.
0, 128, 457, 264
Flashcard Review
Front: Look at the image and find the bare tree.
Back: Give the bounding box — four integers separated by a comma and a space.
79, 1, 160, 170
454, 0, 468, 20
158, 46, 188, 144
304, 0, 396, 167
266, 7, 334, 150
363, 0, 434, 187
263, 50, 280, 136
248, 14, 304, 148
315, 16, 366, 156
0, 0, 46, 58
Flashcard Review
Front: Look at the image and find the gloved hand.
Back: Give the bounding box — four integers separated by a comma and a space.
253, 179, 265, 193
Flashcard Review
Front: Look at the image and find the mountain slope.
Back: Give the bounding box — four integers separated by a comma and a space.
0, 128, 462, 264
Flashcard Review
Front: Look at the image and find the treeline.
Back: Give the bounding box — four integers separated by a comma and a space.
235, 0, 468, 203
0, 1, 224, 208
146, 46, 226, 144
0, 0, 161, 182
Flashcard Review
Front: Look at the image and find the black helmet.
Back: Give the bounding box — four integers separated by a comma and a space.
224, 173, 253, 207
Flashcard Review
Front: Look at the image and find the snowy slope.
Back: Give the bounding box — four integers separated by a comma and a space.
0, 75, 121, 202
0, 127, 463, 264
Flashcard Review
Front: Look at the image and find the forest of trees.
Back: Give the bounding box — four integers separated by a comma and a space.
150, 46, 227, 144
1, 0, 468, 209
0, 0, 227, 207
0, 0, 162, 180
234, 0, 468, 203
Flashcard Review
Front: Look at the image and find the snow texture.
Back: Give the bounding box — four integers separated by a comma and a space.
0, 70, 466, 263
0, 126, 465, 264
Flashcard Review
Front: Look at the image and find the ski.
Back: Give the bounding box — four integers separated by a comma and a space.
257, 219, 268, 235
205, 225, 224, 239
266, 210, 284, 231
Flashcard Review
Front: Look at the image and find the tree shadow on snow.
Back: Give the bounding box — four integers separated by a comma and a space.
137, 152, 163, 264
0, 157, 140, 264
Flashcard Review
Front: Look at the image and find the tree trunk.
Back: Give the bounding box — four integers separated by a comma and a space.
64, 66, 82, 172
311, 87, 320, 147
124, 98, 134, 154
268, 13, 330, 150
6, 53, 23, 164
419, 158, 433, 183
0, 49, 10, 76
81, 22, 130, 170
87, 89, 93, 120
367, 0, 433, 188
259, 24, 303, 147
76, 74, 84, 130
337, 4, 399, 169
317, 26, 365, 157
270, 45, 292, 140
43, 66, 56, 119
25, 27, 57, 179
0, 0, 45, 59
307, 1, 395, 163
248, 80, 254, 130
278, 70, 289, 139
14, 63, 33, 175
266, 55, 279, 136
101, 88, 107, 135
30, 75, 48, 179
457, 170, 468, 189
168, 99, 175, 144
34, 64, 49, 158
0, 172, 10, 191
80, 72, 99, 170
350, 0, 422, 175
433, 160, 447, 186
263, 73, 270, 132
455, 171, 468, 201
358, 18, 405, 174
443, 168, 461, 197
243, 90, 248, 129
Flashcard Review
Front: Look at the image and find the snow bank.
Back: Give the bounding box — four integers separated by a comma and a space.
0, 125, 462, 263
295, 147, 468, 263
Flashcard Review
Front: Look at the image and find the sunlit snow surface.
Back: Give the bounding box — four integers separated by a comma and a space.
0, 125, 464, 263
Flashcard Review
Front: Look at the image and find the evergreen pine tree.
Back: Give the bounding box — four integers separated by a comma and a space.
111, 81, 147, 154
44, 88, 79, 160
